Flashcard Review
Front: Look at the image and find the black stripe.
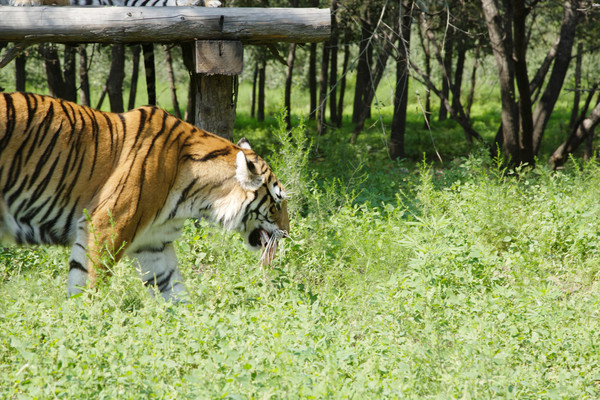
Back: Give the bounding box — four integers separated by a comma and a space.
134, 242, 168, 254
186, 148, 232, 163
69, 260, 87, 273
157, 269, 175, 292
143, 268, 169, 287
143, 272, 161, 287
6, 174, 28, 205
23, 93, 38, 134
0, 94, 16, 155
29, 154, 60, 202
60, 204, 78, 243
30, 115, 61, 188
27, 101, 55, 163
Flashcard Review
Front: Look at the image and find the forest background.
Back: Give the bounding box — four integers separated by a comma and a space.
2, 0, 600, 398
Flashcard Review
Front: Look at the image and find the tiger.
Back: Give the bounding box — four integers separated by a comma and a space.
0, 92, 289, 301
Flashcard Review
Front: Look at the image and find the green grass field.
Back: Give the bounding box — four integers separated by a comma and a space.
2, 108, 600, 398
3, 49, 600, 397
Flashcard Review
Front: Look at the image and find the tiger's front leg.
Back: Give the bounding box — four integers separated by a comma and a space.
67, 215, 127, 297
67, 218, 95, 297
130, 242, 186, 302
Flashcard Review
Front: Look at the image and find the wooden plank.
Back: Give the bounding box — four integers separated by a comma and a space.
195, 40, 243, 75
0, 7, 330, 44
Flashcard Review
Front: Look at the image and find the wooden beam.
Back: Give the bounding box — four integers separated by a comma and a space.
0, 7, 330, 44
195, 40, 243, 75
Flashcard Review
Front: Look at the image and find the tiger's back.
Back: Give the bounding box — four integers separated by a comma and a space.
0, 92, 124, 245
0, 92, 289, 301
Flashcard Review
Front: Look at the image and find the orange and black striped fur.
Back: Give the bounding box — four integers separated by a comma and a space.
0, 92, 289, 301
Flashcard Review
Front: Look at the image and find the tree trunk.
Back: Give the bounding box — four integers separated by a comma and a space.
390, 0, 413, 160
453, 43, 468, 144
308, 43, 317, 120
513, 0, 534, 165
481, 0, 520, 163
40, 44, 65, 99
569, 42, 583, 130
257, 57, 266, 122
328, 0, 338, 128
142, 43, 156, 105
336, 38, 350, 128
181, 42, 195, 124
63, 44, 77, 102
465, 42, 480, 120
493, 31, 561, 151
550, 94, 600, 168
438, 29, 453, 122
531, 0, 579, 155
78, 45, 90, 107
164, 45, 181, 119
417, 13, 432, 128
416, 14, 485, 147
284, 43, 297, 131
352, 14, 372, 124
96, 84, 108, 110
15, 54, 26, 92
251, 60, 258, 118
530, 36, 560, 101
451, 44, 465, 116
351, 27, 396, 142
317, 41, 330, 135
107, 44, 125, 113
128, 45, 141, 111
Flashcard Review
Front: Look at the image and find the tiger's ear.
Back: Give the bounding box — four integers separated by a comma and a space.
237, 137, 252, 150
236, 151, 264, 190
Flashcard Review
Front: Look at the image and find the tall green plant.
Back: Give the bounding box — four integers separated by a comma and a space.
269, 110, 313, 217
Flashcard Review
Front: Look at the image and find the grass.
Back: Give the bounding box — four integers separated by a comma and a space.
2, 47, 600, 398
3, 109, 600, 398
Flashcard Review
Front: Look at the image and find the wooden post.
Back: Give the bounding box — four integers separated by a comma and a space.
193, 40, 243, 140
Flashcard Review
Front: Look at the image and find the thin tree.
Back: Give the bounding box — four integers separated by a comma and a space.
531, 0, 580, 154
78, 45, 91, 107
308, 43, 317, 120
15, 54, 26, 92
390, 0, 414, 160
128, 45, 141, 111
569, 42, 583, 130
257, 56, 266, 122
317, 41, 330, 135
550, 86, 600, 168
142, 44, 157, 105
251, 60, 258, 118
284, 43, 297, 130
107, 44, 125, 113
164, 45, 182, 119
328, 0, 339, 127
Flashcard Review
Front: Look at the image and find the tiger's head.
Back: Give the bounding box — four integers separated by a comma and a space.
232, 138, 289, 265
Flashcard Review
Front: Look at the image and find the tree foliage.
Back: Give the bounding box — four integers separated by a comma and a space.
1, 0, 600, 165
